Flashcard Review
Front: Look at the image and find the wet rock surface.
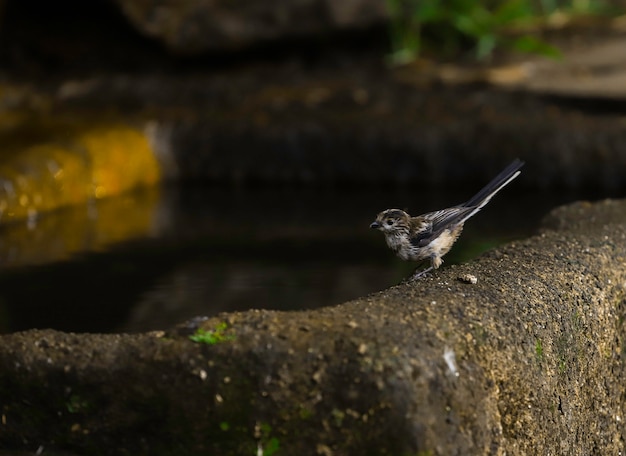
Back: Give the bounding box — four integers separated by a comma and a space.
1, 198, 625, 455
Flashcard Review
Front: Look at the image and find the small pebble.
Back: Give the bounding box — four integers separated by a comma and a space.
458, 273, 478, 284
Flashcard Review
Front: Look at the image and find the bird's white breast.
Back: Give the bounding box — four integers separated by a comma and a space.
384, 232, 413, 261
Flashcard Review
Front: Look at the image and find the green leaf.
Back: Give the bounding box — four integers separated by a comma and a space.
264, 437, 280, 456
476, 34, 497, 59
413, 0, 446, 22
493, 0, 535, 24
387, 48, 419, 66
454, 8, 491, 37
512, 35, 562, 58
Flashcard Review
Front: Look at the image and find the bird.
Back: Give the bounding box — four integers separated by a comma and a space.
370, 159, 524, 279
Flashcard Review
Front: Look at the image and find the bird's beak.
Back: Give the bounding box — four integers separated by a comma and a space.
370, 221, 380, 229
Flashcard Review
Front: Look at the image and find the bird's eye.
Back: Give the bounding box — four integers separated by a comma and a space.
386, 219, 394, 226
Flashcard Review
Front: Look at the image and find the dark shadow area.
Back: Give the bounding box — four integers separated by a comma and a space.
0, 0, 389, 80
0, 0, 173, 78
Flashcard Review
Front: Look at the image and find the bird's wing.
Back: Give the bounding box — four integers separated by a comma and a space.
410, 206, 474, 247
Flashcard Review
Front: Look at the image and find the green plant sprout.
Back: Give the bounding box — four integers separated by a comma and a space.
259, 437, 280, 456
65, 394, 91, 414
257, 422, 280, 456
189, 322, 235, 345
535, 338, 544, 362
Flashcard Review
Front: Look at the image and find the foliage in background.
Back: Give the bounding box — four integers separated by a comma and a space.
387, 0, 614, 64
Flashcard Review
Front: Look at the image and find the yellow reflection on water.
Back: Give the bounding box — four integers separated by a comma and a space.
0, 186, 162, 268
0, 123, 161, 224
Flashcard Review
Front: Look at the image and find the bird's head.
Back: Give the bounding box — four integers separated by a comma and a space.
370, 209, 410, 233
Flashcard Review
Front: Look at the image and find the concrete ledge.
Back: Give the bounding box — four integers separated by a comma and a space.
0, 199, 624, 454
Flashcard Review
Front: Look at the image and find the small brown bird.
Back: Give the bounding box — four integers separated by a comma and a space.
370, 159, 524, 279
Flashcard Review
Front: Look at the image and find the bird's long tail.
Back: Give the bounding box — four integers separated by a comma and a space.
464, 159, 524, 210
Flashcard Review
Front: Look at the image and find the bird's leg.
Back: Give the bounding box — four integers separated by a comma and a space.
410, 254, 442, 280
410, 266, 433, 280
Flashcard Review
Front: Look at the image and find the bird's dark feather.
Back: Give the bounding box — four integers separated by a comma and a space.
464, 158, 524, 208
410, 207, 474, 247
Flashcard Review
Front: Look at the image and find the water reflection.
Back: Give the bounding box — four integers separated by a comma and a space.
123, 261, 402, 332
0, 183, 595, 334
0, 187, 163, 267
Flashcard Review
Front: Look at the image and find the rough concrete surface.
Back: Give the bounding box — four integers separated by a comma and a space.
0, 198, 625, 455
